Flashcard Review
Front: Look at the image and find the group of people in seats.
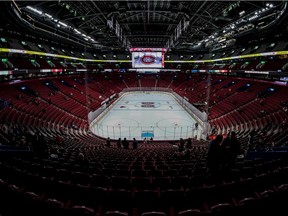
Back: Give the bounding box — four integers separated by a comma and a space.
178, 137, 193, 151
143, 137, 153, 144
173, 137, 193, 159
207, 131, 241, 177
0, 124, 48, 155
106, 137, 140, 149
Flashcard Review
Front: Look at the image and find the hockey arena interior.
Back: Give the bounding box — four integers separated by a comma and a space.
1, 1, 288, 216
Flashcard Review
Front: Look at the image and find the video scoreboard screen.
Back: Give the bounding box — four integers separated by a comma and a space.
130, 48, 167, 68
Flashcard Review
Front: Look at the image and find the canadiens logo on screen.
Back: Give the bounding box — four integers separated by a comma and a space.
141, 55, 155, 64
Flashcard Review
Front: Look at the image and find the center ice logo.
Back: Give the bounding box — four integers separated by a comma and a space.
141, 102, 155, 107
141, 55, 155, 64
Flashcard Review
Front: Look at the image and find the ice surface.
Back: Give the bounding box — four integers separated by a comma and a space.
91, 92, 203, 140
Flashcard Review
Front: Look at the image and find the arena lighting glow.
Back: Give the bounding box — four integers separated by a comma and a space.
58, 21, 68, 27
244, 70, 270, 74
239, 10, 245, 16
199, 2, 279, 49
44, 13, 52, 19
26, 6, 42, 15
0, 48, 288, 64
25, 5, 95, 43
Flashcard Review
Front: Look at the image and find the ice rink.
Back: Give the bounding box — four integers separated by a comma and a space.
90, 91, 203, 140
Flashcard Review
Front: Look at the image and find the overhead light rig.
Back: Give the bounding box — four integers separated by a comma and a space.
25, 6, 96, 44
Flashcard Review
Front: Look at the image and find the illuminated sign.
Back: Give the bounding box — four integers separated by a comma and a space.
40, 69, 62, 73
244, 70, 269, 74
130, 48, 167, 52
141, 55, 155, 64
132, 52, 163, 68
0, 70, 11, 75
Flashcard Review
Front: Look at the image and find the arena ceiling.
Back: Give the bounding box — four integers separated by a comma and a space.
1, 1, 287, 52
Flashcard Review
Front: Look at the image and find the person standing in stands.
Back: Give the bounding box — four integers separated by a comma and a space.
207, 134, 223, 177
106, 137, 111, 147
122, 138, 129, 149
117, 138, 122, 148
178, 138, 185, 152
132, 138, 138, 149
186, 137, 192, 149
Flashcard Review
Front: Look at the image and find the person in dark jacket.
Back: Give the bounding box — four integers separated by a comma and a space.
207, 135, 223, 177
122, 138, 129, 149
132, 138, 138, 149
